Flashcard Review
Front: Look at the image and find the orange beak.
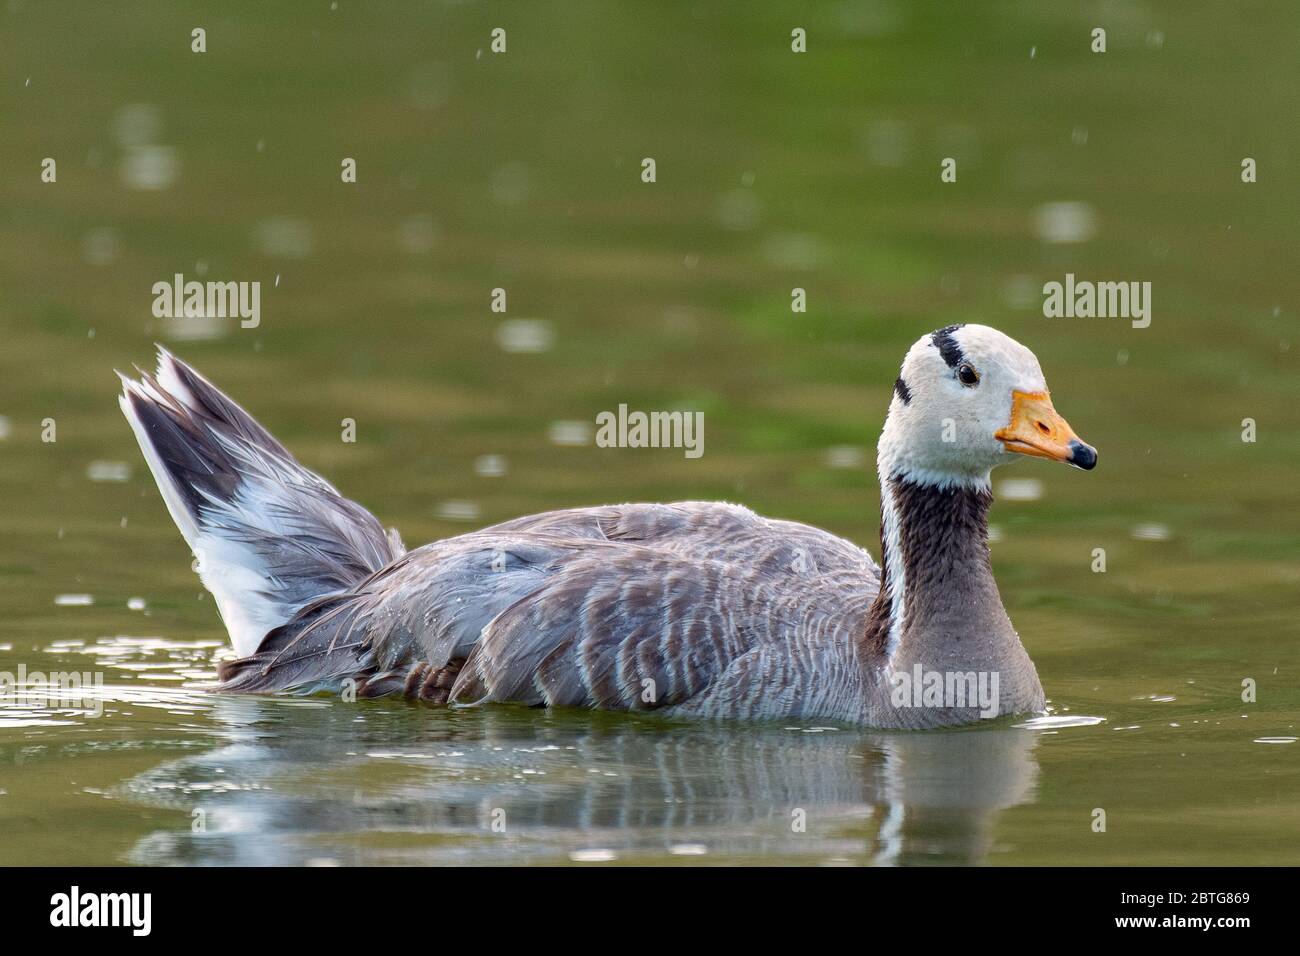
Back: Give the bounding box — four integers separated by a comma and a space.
995, 390, 1097, 470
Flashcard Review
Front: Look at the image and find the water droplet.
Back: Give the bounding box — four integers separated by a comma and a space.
435, 500, 481, 522
1130, 523, 1171, 541
405, 60, 451, 111
495, 319, 554, 354
997, 478, 1043, 502
1000, 274, 1039, 310
715, 189, 762, 231
761, 232, 828, 270
548, 420, 591, 447
120, 145, 180, 190
823, 446, 866, 469
252, 217, 313, 259
489, 162, 532, 206
860, 120, 911, 168
474, 454, 508, 478
111, 103, 162, 148
83, 228, 121, 266
87, 461, 131, 482
569, 849, 617, 863
668, 843, 708, 856
397, 215, 439, 254
1034, 202, 1097, 244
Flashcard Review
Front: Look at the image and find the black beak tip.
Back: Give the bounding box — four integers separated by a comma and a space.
1068, 440, 1097, 470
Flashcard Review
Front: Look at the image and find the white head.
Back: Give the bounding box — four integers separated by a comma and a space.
878, 324, 1096, 490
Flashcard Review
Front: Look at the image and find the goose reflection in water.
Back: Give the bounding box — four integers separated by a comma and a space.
116, 696, 1041, 866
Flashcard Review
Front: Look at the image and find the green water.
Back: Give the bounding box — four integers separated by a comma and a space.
1, 2, 1298, 865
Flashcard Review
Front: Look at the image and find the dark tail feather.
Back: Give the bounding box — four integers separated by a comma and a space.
119, 347, 404, 657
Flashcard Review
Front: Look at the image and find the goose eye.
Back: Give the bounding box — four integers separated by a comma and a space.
957, 363, 980, 386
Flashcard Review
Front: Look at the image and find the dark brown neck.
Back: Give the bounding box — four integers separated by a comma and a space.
864, 475, 999, 661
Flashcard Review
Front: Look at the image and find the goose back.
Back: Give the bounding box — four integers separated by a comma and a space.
221, 502, 882, 721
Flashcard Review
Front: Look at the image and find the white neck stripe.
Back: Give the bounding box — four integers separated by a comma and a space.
879, 479, 907, 661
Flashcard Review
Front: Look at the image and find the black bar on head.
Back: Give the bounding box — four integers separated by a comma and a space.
930, 325, 965, 368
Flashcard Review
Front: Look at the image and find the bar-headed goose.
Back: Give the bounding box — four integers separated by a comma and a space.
119, 324, 1094, 727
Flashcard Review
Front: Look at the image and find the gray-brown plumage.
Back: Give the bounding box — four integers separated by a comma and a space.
119, 325, 1095, 727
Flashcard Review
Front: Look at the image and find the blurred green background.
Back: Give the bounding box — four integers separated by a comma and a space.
0, 1, 1297, 865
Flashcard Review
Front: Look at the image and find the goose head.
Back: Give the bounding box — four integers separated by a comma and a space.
879, 324, 1096, 489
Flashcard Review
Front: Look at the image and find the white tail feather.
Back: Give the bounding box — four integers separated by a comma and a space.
118, 349, 403, 657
